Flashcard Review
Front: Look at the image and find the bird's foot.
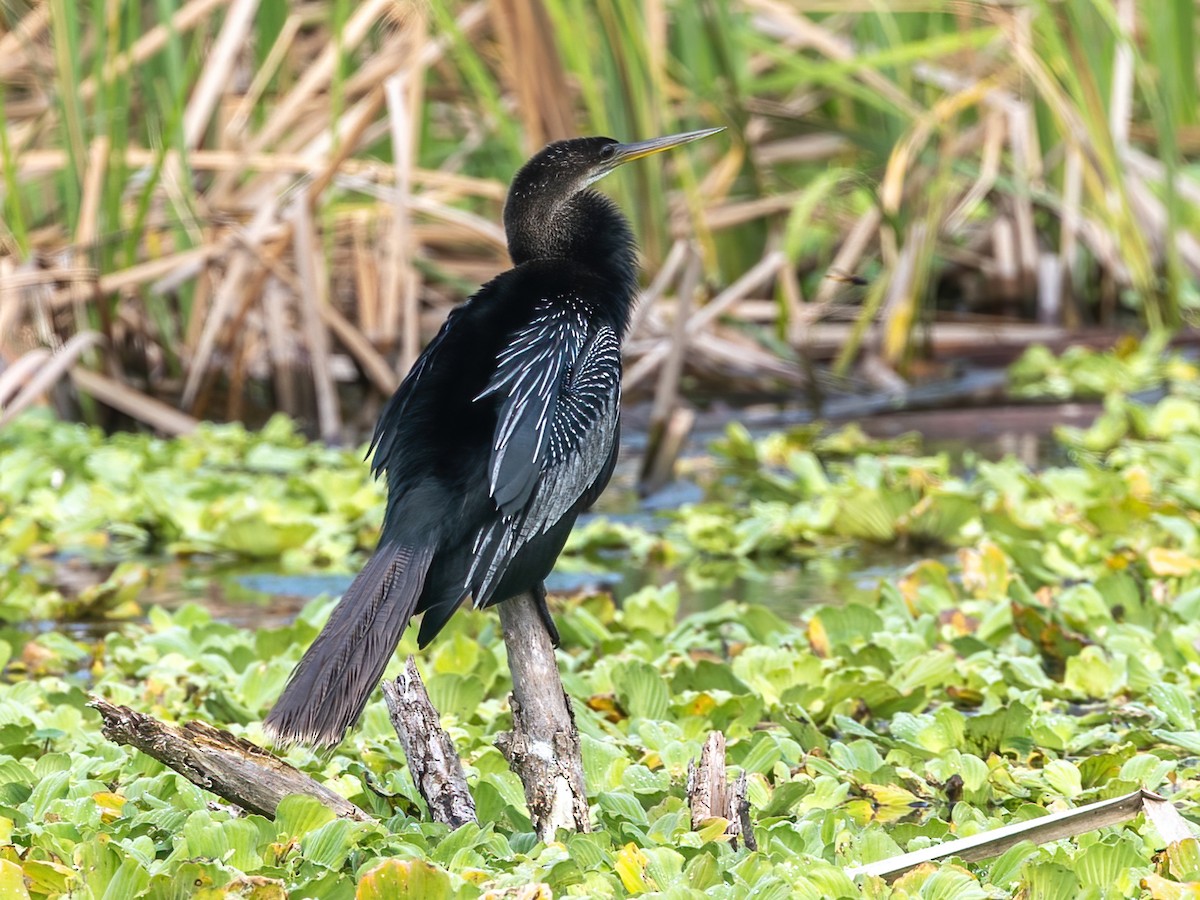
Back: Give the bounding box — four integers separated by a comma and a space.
532, 584, 561, 647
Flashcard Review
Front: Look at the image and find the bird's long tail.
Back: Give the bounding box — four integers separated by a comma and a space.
264, 540, 434, 747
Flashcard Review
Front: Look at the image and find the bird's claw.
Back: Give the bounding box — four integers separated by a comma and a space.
532, 584, 561, 647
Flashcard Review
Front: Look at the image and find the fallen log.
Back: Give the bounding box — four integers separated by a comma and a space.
88, 696, 371, 822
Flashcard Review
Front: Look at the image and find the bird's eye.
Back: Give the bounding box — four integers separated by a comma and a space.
599, 144, 616, 160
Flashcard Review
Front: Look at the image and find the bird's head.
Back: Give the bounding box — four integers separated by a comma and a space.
503, 127, 723, 267
507, 128, 724, 203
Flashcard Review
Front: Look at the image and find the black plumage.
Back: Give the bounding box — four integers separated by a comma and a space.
264, 128, 722, 747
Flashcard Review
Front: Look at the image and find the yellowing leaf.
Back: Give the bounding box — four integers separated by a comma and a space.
92, 791, 126, 824
1147, 548, 1200, 577
586, 693, 624, 723
0, 859, 30, 900
356, 859, 452, 900
695, 816, 732, 843
959, 541, 1011, 597
862, 783, 926, 823
202, 876, 287, 900
683, 694, 716, 717
898, 570, 922, 615
843, 798, 874, 826
1144, 874, 1200, 900
20, 859, 73, 897
615, 843, 655, 894
807, 616, 831, 658
862, 783, 921, 808
481, 885, 552, 900
1125, 466, 1153, 500
461, 869, 490, 886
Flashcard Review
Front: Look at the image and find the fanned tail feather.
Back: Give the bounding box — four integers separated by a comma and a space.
264, 541, 434, 747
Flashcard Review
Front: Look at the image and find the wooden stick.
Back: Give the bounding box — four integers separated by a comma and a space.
687, 732, 728, 829
182, 0, 260, 150
848, 789, 1183, 882
70, 368, 199, 436
382, 658, 477, 829
496, 591, 590, 840
0, 334, 104, 427
623, 250, 786, 392
0, 4, 51, 80
638, 406, 695, 497
88, 697, 372, 822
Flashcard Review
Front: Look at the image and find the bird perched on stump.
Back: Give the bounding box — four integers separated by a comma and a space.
265, 127, 723, 747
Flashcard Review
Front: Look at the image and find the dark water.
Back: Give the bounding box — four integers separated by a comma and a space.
121, 531, 889, 634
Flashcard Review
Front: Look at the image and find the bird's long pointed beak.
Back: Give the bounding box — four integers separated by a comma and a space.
609, 127, 725, 165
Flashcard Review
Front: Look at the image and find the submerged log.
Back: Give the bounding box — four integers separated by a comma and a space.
687, 731, 756, 851
382, 657, 477, 828
89, 697, 371, 821
496, 590, 590, 839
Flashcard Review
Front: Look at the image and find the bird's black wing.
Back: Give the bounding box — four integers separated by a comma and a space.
467, 299, 621, 605
366, 304, 466, 481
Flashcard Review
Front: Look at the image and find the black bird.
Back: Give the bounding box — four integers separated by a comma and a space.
265, 127, 722, 747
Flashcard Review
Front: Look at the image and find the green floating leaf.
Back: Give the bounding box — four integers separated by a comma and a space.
180, 812, 265, 873
807, 604, 884, 655
620, 584, 680, 636
1074, 837, 1149, 891
274, 794, 336, 842
964, 705, 1032, 763
301, 818, 363, 871
830, 484, 917, 543
612, 660, 670, 721
1022, 861, 1083, 900
1063, 647, 1127, 699
1150, 682, 1197, 730
425, 673, 485, 721
893, 864, 989, 900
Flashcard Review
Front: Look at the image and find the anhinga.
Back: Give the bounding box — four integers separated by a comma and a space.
265, 127, 722, 747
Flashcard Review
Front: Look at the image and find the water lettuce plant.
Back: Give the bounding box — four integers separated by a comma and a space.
5, 362, 1200, 894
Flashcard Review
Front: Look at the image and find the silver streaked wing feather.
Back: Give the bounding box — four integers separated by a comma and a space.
476, 300, 589, 513
469, 306, 621, 606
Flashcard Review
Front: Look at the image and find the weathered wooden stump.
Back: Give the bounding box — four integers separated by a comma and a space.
495, 590, 590, 839
382, 657, 477, 828
687, 731, 755, 850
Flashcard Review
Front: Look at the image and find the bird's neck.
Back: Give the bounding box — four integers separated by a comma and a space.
505, 191, 638, 327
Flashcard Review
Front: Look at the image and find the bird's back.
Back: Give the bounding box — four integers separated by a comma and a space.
370, 259, 626, 524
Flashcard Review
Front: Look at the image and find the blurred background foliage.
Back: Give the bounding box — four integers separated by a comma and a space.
1, 0, 1198, 435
